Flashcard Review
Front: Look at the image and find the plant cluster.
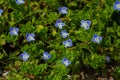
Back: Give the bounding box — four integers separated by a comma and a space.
0, 0, 120, 80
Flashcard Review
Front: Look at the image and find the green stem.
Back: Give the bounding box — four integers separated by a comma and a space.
11, 10, 43, 27
2, 48, 7, 56
0, 61, 7, 65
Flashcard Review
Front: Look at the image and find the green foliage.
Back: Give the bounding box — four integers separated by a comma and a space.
0, 0, 120, 79
88, 54, 105, 69
112, 67, 120, 79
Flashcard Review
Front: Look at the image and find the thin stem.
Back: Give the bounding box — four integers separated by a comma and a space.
1, 48, 7, 56
0, 61, 7, 65
11, 10, 43, 27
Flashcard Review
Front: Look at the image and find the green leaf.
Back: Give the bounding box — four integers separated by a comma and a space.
0, 39, 6, 45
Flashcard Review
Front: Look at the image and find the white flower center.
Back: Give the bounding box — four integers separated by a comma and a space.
95, 37, 100, 43
83, 22, 88, 28
23, 55, 28, 59
61, 10, 66, 13
58, 23, 63, 29
62, 33, 68, 37
18, 0, 23, 3
65, 42, 70, 47
64, 61, 69, 66
12, 30, 17, 35
116, 4, 120, 9
44, 54, 49, 59
28, 36, 34, 40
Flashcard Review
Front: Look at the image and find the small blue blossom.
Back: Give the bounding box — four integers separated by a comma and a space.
19, 52, 30, 61
55, 20, 65, 29
106, 56, 110, 63
62, 57, 71, 67
10, 27, 19, 36
80, 20, 91, 30
58, 6, 68, 14
0, 9, 3, 16
15, 0, 25, 4
60, 30, 69, 38
92, 34, 102, 44
63, 39, 73, 48
113, 1, 120, 11
26, 33, 35, 42
42, 52, 51, 60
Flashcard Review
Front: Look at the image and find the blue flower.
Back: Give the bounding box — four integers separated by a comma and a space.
60, 30, 69, 38
10, 27, 19, 36
92, 34, 102, 44
19, 52, 30, 61
55, 20, 65, 29
80, 20, 91, 30
113, 1, 120, 11
0, 9, 3, 16
106, 56, 110, 63
62, 57, 71, 67
15, 0, 25, 4
63, 39, 73, 48
26, 33, 35, 42
42, 52, 51, 60
58, 6, 68, 14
